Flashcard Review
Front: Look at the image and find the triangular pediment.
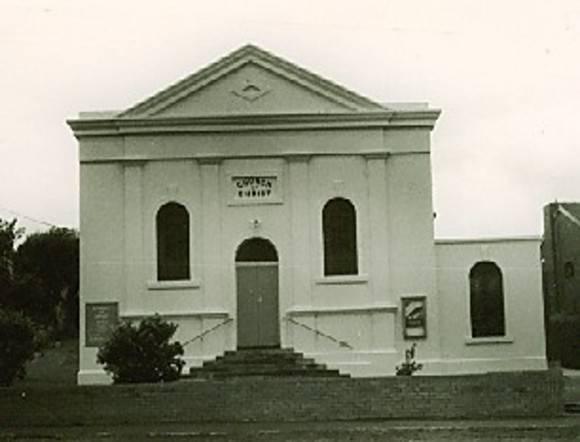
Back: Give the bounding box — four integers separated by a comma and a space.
119, 45, 384, 118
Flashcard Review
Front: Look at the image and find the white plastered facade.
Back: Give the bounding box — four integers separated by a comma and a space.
69, 45, 547, 384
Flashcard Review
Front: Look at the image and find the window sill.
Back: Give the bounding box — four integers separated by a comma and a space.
314, 274, 369, 285
465, 336, 514, 345
147, 279, 201, 291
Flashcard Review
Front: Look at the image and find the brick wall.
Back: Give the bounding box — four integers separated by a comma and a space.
0, 370, 563, 426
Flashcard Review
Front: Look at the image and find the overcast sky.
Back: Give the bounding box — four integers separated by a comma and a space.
1, 0, 579, 238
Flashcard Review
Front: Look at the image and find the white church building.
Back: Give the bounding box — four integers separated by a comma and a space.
68, 45, 547, 385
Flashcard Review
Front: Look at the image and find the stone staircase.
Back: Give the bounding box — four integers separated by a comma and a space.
187, 347, 348, 379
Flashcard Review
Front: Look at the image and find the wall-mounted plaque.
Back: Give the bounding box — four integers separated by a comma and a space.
229, 174, 282, 205
402, 296, 427, 339
86, 302, 119, 347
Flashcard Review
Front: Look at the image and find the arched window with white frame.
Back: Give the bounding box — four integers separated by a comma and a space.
469, 261, 506, 338
322, 197, 358, 276
156, 202, 190, 281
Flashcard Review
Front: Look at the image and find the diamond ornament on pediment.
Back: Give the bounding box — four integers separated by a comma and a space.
231, 80, 271, 102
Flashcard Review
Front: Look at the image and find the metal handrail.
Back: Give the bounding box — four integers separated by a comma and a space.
182, 317, 233, 347
284, 316, 353, 350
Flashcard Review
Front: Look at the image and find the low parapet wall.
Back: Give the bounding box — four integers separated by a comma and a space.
1, 370, 563, 426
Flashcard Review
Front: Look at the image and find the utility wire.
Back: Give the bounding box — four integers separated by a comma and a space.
0, 206, 58, 228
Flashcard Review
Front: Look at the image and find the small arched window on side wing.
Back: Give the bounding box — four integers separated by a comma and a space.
469, 261, 505, 338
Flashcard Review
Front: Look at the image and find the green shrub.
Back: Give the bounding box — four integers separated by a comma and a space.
97, 314, 185, 384
0, 309, 36, 386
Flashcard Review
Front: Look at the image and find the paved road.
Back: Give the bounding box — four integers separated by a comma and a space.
2, 419, 580, 441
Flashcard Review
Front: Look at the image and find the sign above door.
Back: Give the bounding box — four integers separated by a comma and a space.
228, 173, 283, 205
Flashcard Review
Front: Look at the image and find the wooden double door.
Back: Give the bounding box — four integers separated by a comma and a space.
235, 238, 280, 348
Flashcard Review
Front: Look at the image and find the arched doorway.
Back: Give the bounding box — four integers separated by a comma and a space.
235, 237, 280, 348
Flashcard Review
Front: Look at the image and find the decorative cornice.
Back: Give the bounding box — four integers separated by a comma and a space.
363, 152, 389, 160
79, 150, 429, 165
198, 157, 223, 165
119, 158, 147, 167
67, 110, 441, 138
286, 154, 311, 163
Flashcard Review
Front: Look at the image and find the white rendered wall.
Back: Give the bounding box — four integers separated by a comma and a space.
78, 161, 125, 384
77, 124, 445, 382
433, 238, 547, 374
71, 46, 447, 383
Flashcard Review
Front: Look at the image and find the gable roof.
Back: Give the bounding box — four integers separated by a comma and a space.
118, 44, 385, 118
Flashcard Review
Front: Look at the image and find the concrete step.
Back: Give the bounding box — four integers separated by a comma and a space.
192, 362, 334, 373
210, 371, 345, 379
209, 355, 315, 366
224, 347, 296, 356
188, 347, 348, 379
190, 367, 344, 379
202, 361, 324, 371
219, 352, 303, 361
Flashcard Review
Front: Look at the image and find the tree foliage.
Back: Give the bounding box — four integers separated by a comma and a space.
14, 227, 79, 336
97, 315, 185, 384
0, 219, 79, 385
0, 220, 79, 338
0, 309, 36, 386
0, 219, 24, 301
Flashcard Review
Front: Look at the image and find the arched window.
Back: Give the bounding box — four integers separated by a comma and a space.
469, 261, 505, 338
156, 202, 190, 281
322, 198, 358, 276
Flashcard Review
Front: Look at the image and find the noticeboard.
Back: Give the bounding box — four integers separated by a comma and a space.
85, 302, 119, 347
402, 296, 427, 339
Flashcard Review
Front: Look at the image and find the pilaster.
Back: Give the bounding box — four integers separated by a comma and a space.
287, 155, 312, 308
200, 158, 223, 310
365, 153, 390, 304
123, 161, 145, 312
